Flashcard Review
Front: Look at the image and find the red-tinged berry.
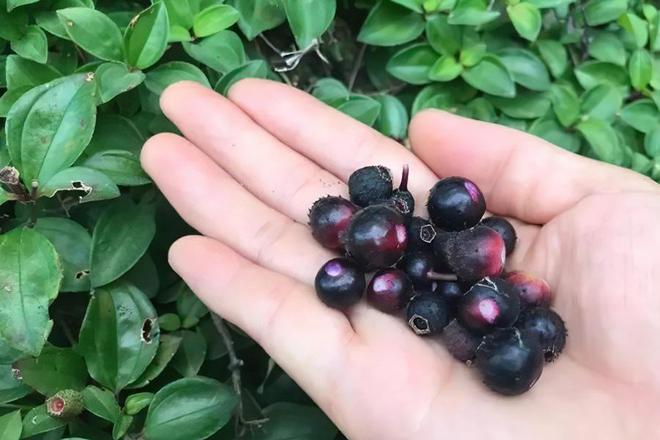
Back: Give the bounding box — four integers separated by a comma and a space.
366, 268, 413, 313
457, 278, 520, 334
406, 293, 452, 335
315, 258, 366, 309
427, 177, 486, 231
516, 307, 567, 362
348, 165, 393, 207
441, 319, 480, 363
308, 196, 358, 250
480, 216, 517, 256
442, 226, 506, 282
505, 271, 552, 308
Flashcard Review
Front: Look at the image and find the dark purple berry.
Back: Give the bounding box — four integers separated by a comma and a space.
389, 165, 414, 216
457, 278, 520, 334
516, 308, 567, 362
405, 216, 436, 253
315, 258, 366, 309
505, 271, 552, 308
397, 252, 436, 289
432, 229, 452, 271
366, 268, 413, 313
475, 327, 544, 396
480, 216, 517, 256
436, 281, 463, 301
406, 293, 452, 335
348, 165, 393, 207
441, 319, 480, 363
308, 196, 358, 250
442, 226, 506, 282
343, 205, 407, 271
427, 177, 486, 231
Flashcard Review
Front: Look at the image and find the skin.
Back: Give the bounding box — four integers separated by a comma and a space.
141, 79, 660, 440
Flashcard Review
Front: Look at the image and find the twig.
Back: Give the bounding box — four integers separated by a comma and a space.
58, 315, 76, 346
347, 43, 367, 93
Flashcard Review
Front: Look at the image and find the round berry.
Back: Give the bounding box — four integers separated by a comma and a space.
389, 165, 414, 216
457, 278, 520, 334
505, 271, 552, 308
397, 251, 436, 289
427, 177, 486, 231
343, 205, 408, 271
406, 293, 452, 336
366, 268, 413, 313
406, 216, 436, 253
480, 216, 517, 256
441, 319, 480, 363
308, 196, 358, 250
475, 327, 544, 396
315, 258, 366, 309
516, 307, 567, 362
442, 226, 506, 282
348, 165, 393, 207
436, 281, 463, 301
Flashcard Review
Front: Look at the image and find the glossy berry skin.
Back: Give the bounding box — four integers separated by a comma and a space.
480, 216, 517, 256
406, 217, 436, 253
406, 293, 452, 335
441, 319, 480, 363
475, 327, 544, 396
390, 189, 415, 216
315, 258, 366, 309
397, 251, 436, 289
516, 308, 567, 362
457, 278, 520, 334
308, 196, 358, 250
348, 166, 393, 207
442, 226, 506, 282
436, 281, 463, 301
427, 177, 486, 231
343, 205, 408, 271
366, 268, 413, 313
505, 271, 552, 308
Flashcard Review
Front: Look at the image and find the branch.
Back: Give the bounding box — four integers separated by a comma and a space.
347, 43, 367, 93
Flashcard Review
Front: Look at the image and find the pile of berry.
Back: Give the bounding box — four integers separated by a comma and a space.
309, 165, 567, 396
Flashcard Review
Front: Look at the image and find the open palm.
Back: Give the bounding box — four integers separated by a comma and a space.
141, 80, 660, 439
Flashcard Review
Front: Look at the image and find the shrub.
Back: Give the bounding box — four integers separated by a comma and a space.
0, 0, 657, 439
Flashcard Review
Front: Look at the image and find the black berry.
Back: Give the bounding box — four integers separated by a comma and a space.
366, 268, 413, 313
516, 308, 567, 362
505, 271, 552, 309
405, 216, 436, 253
441, 319, 480, 363
406, 293, 452, 336
308, 196, 358, 250
435, 281, 463, 302
480, 216, 517, 256
348, 165, 393, 207
457, 278, 520, 334
441, 226, 506, 282
315, 258, 366, 309
397, 251, 436, 289
475, 327, 544, 396
427, 177, 486, 231
389, 165, 414, 216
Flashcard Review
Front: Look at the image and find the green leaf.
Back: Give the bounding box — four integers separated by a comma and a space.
214, 60, 270, 95
21, 405, 66, 438
15, 346, 87, 396
125, 392, 154, 415
144, 61, 210, 95
112, 414, 133, 440
429, 55, 462, 81
550, 84, 580, 127
497, 48, 550, 91
57, 8, 124, 62
171, 330, 207, 377
123, 254, 159, 299
312, 78, 349, 105
38, 166, 120, 203
96, 63, 145, 103
78, 280, 159, 392
6, 73, 97, 186
584, 0, 626, 26
629, 49, 652, 91
358, 1, 424, 46
0, 0, 27, 40
391, 0, 424, 12
0, 410, 21, 440
0, 228, 61, 359
127, 334, 182, 389
90, 198, 156, 288
529, 117, 581, 152
144, 377, 238, 440
577, 117, 624, 165
162, 0, 194, 30
644, 126, 660, 157
82, 385, 120, 423
193, 4, 239, 38
507, 2, 541, 41
124, 2, 170, 70
282, 0, 335, 48
448, 0, 500, 26
336, 96, 382, 126
466, 97, 496, 122
182, 30, 246, 74
618, 12, 648, 48
228, 0, 286, 40
462, 55, 515, 97
374, 95, 408, 140
489, 91, 550, 119
386, 43, 436, 85
581, 83, 623, 121
425, 14, 462, 55
620, 100, 660, 133
33, 217, 91, 292
83, 150, 150, 187
10, 26, 48, 64
35, 0, 93, 40
526, 0, 570, 7
0, 364, 31, 404
536, 40, 567, 78
244, 403, 336, 440
588, 32, 626, 66
5, 55, 61, 90
7, 0, 38, 10
176, 284, 208, 328
575, 61, 627, 90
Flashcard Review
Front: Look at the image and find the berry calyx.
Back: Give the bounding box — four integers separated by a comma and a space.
427, 177, 486, 231
505, 271, 552, 308
516, 307, 567, 362
480, 216, 517, 256
308, 196, 358, 250
406, 293, 452, 336
366, 268, 413, 313
348, 165, 393, 207
442, 226, 506, 282
315, 258, 366, 309
457, 278, 520, 334
405, 216, 436, 253
389, 165, 415, 216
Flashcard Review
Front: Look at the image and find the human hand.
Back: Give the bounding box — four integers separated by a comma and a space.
141, 80, 660, 439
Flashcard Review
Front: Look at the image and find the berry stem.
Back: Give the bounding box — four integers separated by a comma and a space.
399, 164, 409, 191
427, 271, 458, 281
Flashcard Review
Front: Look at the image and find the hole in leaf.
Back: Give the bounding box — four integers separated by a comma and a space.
75, 270, 89, 280
141, 319, 154, 343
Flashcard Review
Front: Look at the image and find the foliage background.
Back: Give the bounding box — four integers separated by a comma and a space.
0, 0, 658, 438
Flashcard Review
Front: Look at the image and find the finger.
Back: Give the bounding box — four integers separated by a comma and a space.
168, 235, 356, 405
409, 110, 659, 224
159, 81, 346, 223
141, 132, 333, 284
227, 78, 438, 207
